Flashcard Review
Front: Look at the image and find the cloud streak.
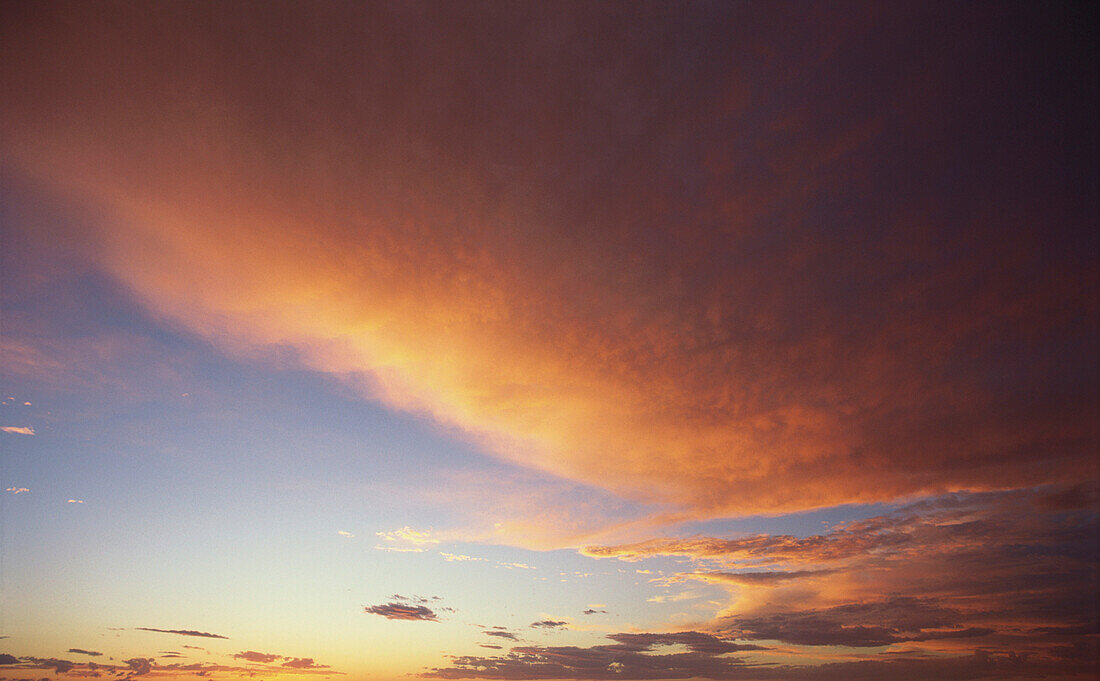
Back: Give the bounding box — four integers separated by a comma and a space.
364, 603, 440, 622
136, 627, 229, 639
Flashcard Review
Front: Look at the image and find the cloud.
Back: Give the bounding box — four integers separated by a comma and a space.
485, 631, 519, 640
67, 499, 84, 503
585, 488, 1099, 665
423, 630, 764, 679
583, 609, 607, 615
364, 603, 440, 622
440, 552, 484, 562
66, 649, 102, 656
125, 658, 153, 675
337, 530, 354, 537
377, 527, 438, 545
234, 651, 280, 663
3, 2, 1093, 530
0, 426, 35, 435
2, 651, 343, 679
686, 569, 839, 587
231, 650, 331, 670
529, 621, 566, 629
5, 487, 29, 494
425, 641, 1096, 681
282, 657, 328, 669
374, 527, 441, 552
135, 627, 229, 639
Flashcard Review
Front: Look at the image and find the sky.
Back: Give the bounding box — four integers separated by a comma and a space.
0, 1, 1097, 680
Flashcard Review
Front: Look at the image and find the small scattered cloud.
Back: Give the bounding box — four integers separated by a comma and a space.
498, 561, 534, 570
135, 627, 228, 639
337, 530, 354, 537
485, 631, 518, 640
376, 526, 438, 545
282, 657, 328, 669
125, 657, 153, 675
234, 651, 280, 663
364, 602, 440, 621
529, 620, 566, 629
67, 499, 85, 504
423, 631, 765, 679
685, 569, 838, 587
5, 487, 29, 494
440, 552, 484, 562
1, 426, 35, 435
66, 649, 102, 656
583, 609, 607, 615
647, 590, 703, 603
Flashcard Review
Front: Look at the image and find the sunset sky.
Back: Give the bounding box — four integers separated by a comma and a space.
1, 2, 1097, 680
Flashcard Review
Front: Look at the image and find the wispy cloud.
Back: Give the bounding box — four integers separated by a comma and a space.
234, 651, 280, 663
423, 631, 765, 679
374, 526, 439, 552
66, 648, 101, 656
440, 552, 484, 562
364, 603, 440, 622
0, 426, 35, 435
135, 627, 229, 639
376, 526, 438, 545
5, 487, 29, 494
282, 657, 329, 669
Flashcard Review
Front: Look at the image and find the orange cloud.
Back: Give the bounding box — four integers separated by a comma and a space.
584, 487, 1099, 665
1, 2, 1095, 527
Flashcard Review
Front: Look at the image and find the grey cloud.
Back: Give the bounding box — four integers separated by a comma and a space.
364, 602, 440, 621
